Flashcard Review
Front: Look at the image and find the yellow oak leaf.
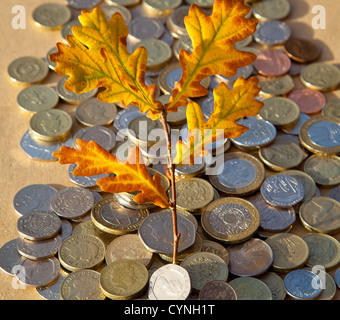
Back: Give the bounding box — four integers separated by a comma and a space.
52, 139, 169, 208
49, 7, 163, 120
165, 0, 258, 113
174, 76, 263, 165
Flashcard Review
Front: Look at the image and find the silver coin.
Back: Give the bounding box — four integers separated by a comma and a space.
0, 239, 22, 276
335, 268, 340, 288
259, 272, 286, 300
282, 113, 310, 136
36, 269, 69, 300
328, 185, 340, 203
46, 47, 58, 71
32, 3, 71, 29
66, 0, 101, 9
50, 187, 95, 219
61, 19, 82, 43
215, 64, 254, 87
113, 107, 145, 139
229, 276, 272, 300
20, 130, 73, 161
128, 17, 164, 43
60, 219, 73, 241
254, 20, 292, 46
307, 120, 340, 148
261, 175, 305, 208
13, 184, 58, 217
100, 4, 132, 23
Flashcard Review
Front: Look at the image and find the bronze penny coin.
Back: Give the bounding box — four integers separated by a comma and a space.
254, 49, 291, 77
284, 37, 321, 63
288, 88, 326, 115
199, 280, 237, 300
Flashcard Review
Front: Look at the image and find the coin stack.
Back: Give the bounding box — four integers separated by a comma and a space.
2, 0, 340, 301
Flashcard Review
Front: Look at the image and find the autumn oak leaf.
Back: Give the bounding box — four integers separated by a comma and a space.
52, 139, 169, 208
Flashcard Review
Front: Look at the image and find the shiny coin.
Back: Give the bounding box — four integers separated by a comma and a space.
58, 234, 105, 271
61, 19, 81, 43
209, 152, 265, 196
180, 252, 229, 291
60, 269, 106, 300
100, 4, 132, 23
288, 88, 326, 115
30, 109, 73, 142
15, 256, 60, 287
299, 196, 340, 234
143, 0, 182, 19
8, 56, 49, 84
75, 98, 117, 127
199, 281, 237, 300
257, 97, 300, 129
17, 235, 62, 260
229, 277, 272, 300
284, 269, 322, 300
185, 0, 214, 8
299, 115, 340, 155
91, 196, 148, 235
17, 211, 61, 241
32, 3, 71, 29
66, 0, 101, 9
128, 17, 164, 44
302, 233, 340, 270
300, 63, 340, 92
56, 77, 98, 104
17, 85, 59, 114
254, 49, 291, 77
13, 184, 58, 217
328, 185, 340, 203
105, 234, 153, 268
46, 47, 58, 71
106, 0, 140, 6
100, 259, 148, 300
0, 239, 22, 276
113, 107, 144, 138
303, 155, 340, 187
313, 269, 337, 300
335, 268, 340, 288
215, 65, 254, 89
322, 98, 340, 120
258, 74, 295, 98
258, 272, 286, 300
59, 219, 73, 241
201, 197, 260, 244
282, 113, 310, 136
201, 240, 229, 265
50, 187, 95, 219
265, 233, 309, 272
254, 20, 291, 46
251, 0, 291, 21
231, 118, 276, 151
148, 264, 191, 300
283, 37, 321, 63
36, 269, 69, 300
166, 5, 190, 39
227, 238, 273, 277
138, 210, 196, 254
173, 36, 193, 60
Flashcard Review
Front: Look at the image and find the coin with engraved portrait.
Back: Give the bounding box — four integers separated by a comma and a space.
229, 277, 272, 300
199, 280, 237, 300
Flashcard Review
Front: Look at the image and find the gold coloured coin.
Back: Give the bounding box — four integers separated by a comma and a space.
100, 259, 148, 300
322, 98, 340, 120
258, 74, 295, 98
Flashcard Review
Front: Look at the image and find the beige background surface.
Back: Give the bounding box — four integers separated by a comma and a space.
0, 0, 339, 300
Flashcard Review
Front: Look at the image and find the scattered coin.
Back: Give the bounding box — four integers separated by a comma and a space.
199, 280, 237, 300
201, 240, 229, 265
229, 277, 272, 300
328, 185, 340, 203
335, 268, 340, 289
254, 20, 292, 46
251, 0, 291, 21
32, 3, 71, 29
254, 49, 291, 77
0, 239, 22, 276
283, 37, 321, 63
166, 5, 190, 38
288, 88, 326, 115
258, 74, 295, 98
322, 98, 340, 120
66, 0, 101, 10
258, 272, 286, 300
36, 269, 69, 300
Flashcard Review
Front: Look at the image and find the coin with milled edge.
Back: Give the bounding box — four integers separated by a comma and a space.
258, 74, 295, 98
283, 37, 321, 63
322, 98, 340, 120
254, 49, 291, 77
166, 6, 190, 39
66, 0, 101, 9
0, 239, 22, 276
229, 277, 272, 300
288, 88, 326, 115
36, 269, 69, 300
254, 20, 291, 46
32, 3, 71, 29
259, 272, 286, 300
251, 0, 290, 21
199, 281, 237, 300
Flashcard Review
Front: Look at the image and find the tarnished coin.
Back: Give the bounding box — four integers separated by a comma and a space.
17, 85, 59, 114
138, 210, 196, 254
229, 277, 272, 300
288, 88, 326, 115
251, 0, 291, 21
265, 233, 309, 272
199, 281, 237, 300
282, 113, 310, 136
201, 197, 260, 244
50, 187, 95, 219
335, 268, 340, 288
8, 56, 49, 84
17, 211, 61, 241
284, 269, 322, 300
13, 184, 58, 217
254, 20, 291, 46
254, 49, 291, 77
148, 264, 191, 300
36, 269, 69, 300
258, 272, 286, 300
58, 234, 105, 272
32, 3, 71, 29
328, 185, 340, 203
302, 233, 340, 270
258, 74, 295, 98
201, 240, 229, 265
15, 256, 60, 287
105, 234, 153, 268
283, 37, 321, 63
180, 252, 229, 291
100, 259, 148, 300
60, 269, 106, 300
66, 0, 101, 9
209, 152, 265, 196
322, 98, 340, 120
260, 175, 304, 208
299, 197, 340, 234
227, 238, 273, 277
0, 239, 22, 276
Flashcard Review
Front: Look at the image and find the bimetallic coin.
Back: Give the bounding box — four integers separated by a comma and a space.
260, 175, 304, 208
288, 88, 326, 115
100, 260, 148, 300
284, 37, 321, 63
58, 234, 105, 272
17, 85, 59, 114
284, 269, 322, 300
254, 20, 292, 46
322, 98, 340, 120
66, 0, 101, 9
32, 3, 71, 29
180, 252, 229, 291
258, 74, 295, 98
201, 197, 260, 244
8, 56, 49, 84
17, 211, 61, 241
254, 49, 291, 77
199, 281, 237, 300
251, 0, 291, 21
0, 239, 22, 276
299, 197, 340, 235
60, 270, 105, 300
50, 187, 95, 219
265, 233, 309, 272
259, 272, 286, 300
36, 269, 69, 300
313, 269, 337, 300
229, 277, 272, 300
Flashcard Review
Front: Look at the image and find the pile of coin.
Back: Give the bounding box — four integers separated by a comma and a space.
2, 0, 340, 300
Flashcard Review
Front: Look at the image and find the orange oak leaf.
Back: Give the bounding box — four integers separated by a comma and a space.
174, 76, 263, 165
165, 0, 258, 113
52, 139, 169, 208
49, 7, 163, 120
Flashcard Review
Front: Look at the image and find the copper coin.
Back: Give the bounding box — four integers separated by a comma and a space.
284, 37, 321, 63
288, 88, 326, 115
199, 280, 237, 300
254, 49, 291, 77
